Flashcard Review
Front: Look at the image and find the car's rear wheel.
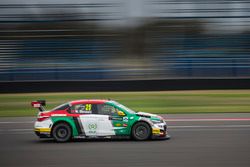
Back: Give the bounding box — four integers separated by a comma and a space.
52, 123, 72, 142
132, 122, 151, 141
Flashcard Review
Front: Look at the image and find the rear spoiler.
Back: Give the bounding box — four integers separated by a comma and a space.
31, 100, 46, 112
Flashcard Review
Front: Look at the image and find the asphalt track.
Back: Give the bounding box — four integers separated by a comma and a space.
0, 113, 250, 167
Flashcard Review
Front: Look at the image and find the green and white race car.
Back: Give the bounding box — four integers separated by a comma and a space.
32, 99, 170, 142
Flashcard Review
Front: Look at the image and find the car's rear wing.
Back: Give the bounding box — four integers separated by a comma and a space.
31, 100, 46, 112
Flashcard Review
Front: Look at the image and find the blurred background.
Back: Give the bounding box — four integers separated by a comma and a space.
1, 2, 250, 166
1, 0, 250, 82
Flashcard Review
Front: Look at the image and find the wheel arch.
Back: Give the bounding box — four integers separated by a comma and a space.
51, 120, 74, 137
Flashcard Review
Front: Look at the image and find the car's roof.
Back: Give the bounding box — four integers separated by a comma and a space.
70, 99, 109, 105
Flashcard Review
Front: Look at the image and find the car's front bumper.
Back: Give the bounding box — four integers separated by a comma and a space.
152, 130, 170, 139
151, 122, 170, 139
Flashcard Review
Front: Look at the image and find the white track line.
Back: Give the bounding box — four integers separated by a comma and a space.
0, 128, 32, 131
165, 118, 250, 122
169, 125, 250, 128
0, 132, 33, 135
0, 121, 34, 124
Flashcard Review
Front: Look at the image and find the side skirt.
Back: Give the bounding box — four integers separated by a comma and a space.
73, 135, 130, 140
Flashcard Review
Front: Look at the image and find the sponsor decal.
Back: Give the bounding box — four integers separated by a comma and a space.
35, 128, 51, 133
33, 103, 41, 108
152, 128, 161, 134
88, 123, 97, 130
111, 117, 123, 121
123, 117, 129, 122
80, 110, 92, 114
157, 125, 164, 128
123, 124, 128, 127
88, 123, 97, 134
51, 114, 66, 117
115, 123, 121, 127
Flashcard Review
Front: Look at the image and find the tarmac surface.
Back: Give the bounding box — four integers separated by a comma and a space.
0, 113, 250, 167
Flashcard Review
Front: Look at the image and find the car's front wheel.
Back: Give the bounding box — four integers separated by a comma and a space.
52, 123, 72, 142
132, 122, 151, 141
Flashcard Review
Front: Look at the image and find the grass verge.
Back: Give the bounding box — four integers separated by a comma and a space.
0, 90, 250, 117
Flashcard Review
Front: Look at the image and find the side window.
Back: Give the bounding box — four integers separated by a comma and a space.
97, 104, 118, 116
70, 104, 97, 114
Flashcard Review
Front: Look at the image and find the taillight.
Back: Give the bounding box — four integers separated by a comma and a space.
37, 113, 49, 122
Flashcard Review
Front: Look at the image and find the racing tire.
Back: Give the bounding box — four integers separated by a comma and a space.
52, 123, 72, 142
132, 122, 151, 141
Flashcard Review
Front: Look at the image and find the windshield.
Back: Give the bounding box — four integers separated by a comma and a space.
114, 102, 136, 114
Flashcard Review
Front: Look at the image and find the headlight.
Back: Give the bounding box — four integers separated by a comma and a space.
151, 119, 164, 124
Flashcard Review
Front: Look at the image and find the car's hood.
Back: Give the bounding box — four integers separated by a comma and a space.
136, 112, 163, 120
137, 112, 158, 117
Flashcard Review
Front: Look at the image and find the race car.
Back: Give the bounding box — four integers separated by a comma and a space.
32, 99, 170, 142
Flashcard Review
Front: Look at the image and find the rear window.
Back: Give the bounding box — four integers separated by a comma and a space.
52, 103, 70, 111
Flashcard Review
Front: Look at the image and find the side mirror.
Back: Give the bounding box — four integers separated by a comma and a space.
117, 110, 126, 116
